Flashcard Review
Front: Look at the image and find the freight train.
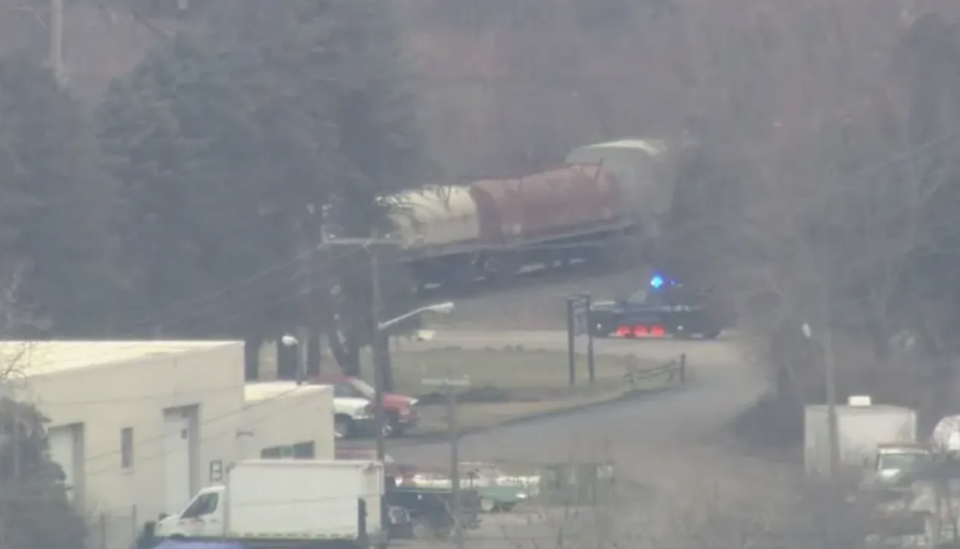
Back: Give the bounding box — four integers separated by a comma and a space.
382, 138, 677, 290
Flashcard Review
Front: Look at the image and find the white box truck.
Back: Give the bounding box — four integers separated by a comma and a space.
153, 459, 385, 546
804, 397, 917, 478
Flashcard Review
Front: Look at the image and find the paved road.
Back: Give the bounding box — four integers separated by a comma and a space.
386, 329, 761, 471
420, 265, 644, 331
377, 330, 765, 548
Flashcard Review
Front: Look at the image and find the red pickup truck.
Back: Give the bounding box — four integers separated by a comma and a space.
311, 374, 420, 438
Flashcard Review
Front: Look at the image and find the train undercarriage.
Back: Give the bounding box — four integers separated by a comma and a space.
408, 227, 640, 294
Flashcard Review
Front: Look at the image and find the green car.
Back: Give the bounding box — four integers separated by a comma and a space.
472, 483, 530, 513
462, 464, 538, 513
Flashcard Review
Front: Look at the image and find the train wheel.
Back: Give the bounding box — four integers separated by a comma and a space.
443, 260, 476, 292
485, 251, 521, 284
552, 252, 573, 271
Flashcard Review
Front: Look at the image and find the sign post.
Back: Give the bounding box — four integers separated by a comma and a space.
566, 297, 576, 386
421, 376, 471, 549
566, 294, 594, 386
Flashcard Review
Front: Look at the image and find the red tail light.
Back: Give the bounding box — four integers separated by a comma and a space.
616, 325, 667, 338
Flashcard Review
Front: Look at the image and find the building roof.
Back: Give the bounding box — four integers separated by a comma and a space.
244, 381, 331, 404
0, 340, 240, 378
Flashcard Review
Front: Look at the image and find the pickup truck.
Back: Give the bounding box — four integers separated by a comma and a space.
313, 374, 420, 439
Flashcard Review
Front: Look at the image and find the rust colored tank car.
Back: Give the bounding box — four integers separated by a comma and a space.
469, 164, 622, 244
566, 139, 673, 240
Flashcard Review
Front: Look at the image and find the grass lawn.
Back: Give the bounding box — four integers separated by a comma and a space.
361, 349, 664, 398
356, 349, 680, 435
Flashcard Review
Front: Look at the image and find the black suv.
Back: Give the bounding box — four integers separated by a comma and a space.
589, 274, 723, 339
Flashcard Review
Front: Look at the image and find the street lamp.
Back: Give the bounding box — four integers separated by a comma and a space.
371, 301, 455, 460
280, 334, 306, 384
377, 301, 455, 332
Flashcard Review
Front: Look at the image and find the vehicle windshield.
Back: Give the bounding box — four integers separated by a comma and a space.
878, 452, 930, 473
351, 378, 376, 399
625, 289, 650, 304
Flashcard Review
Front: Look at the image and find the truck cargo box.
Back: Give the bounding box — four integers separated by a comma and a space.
805, 400, 917, 478
226, 459, 384, 540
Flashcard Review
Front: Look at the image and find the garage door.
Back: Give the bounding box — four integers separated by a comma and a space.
164, 413, 191, 512
47, 426, 78, 501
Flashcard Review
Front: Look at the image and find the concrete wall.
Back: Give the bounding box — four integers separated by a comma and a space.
240, 383, 335, 461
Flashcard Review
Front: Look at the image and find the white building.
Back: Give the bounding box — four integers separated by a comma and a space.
240, 381, 335, 461
0, 340, 335, 536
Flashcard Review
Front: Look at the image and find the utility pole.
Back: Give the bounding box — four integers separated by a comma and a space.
50, 0, 64, 84
825, 325, 839, 479
422, 376, 470, 549
369, 244, 386, 462
319, 234, 402, 463
295, 222, 314, 385
11, 404, 19, 481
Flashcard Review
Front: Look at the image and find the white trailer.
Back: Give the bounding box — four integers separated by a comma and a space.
804, 397, 917, 478
154, 459, 385, 545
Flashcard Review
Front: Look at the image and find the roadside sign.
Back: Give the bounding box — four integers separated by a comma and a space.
570, 295, 590, 336
566, 294, 595, 386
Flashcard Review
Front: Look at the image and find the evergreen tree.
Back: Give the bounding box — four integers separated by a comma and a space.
99, 0, 429, 380
97, 36, 312, 337
0, 398, 85, 549
0, 56, 121, 337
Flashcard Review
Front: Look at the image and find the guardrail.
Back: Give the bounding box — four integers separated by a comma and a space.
623, 353, 687, 388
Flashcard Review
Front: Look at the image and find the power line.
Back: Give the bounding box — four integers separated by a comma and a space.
122, 235, 634, 338
8, 121, 955, 370
83, 383, 311, 476
131, 112, 960, 331
126, 245, 365, 333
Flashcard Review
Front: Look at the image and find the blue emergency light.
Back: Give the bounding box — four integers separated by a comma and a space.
650, 274, 664, 289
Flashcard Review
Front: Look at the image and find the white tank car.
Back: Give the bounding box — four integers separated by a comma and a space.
566, 138, 674, 240
386, 185, 480, 252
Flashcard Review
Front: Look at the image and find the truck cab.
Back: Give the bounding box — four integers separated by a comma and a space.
864, 443, 932, 490
155, 486, 225, 539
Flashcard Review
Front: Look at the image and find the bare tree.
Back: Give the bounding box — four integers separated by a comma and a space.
488, 449, 881, 549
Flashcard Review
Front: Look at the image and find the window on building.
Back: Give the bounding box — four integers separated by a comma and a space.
293, 441, 315, 458
120, 427, 134, 469
261, 441, 316, 460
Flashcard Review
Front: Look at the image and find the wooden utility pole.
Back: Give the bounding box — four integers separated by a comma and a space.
50, 0, 64, 84
319, 235, 401, 463
370, 246, 386, 462
422, 376, 470, 549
